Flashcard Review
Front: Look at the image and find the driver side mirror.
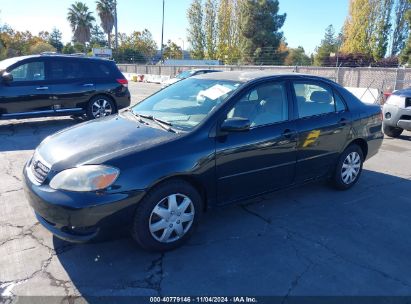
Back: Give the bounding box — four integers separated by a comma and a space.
2, 72, 13, 83
220, 117, 251, 133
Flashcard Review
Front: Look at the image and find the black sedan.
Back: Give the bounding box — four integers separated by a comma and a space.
23, 71, 383, 252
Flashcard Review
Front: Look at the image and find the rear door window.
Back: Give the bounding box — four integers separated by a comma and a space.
293, 82, 336, 118
49, 59, 87, 81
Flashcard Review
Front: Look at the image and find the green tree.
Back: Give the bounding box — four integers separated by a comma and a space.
48, 28, 63, 52
400, 2, 411, 64
342, 0, 374, 55
67, 2, 95, 46
342, 0, 395, 60
239, 0, 286, 65
204, 0, 217, 59
29, 42, 56, 54
314, 25, 338, 66
116, 30, 157, 62
90, 24, 107, 47
187, 0, 205, 59
216, 0, 241, 63
62, 42, 75, 54
371, 0, 394, 60
163, 40, 183, 59
391, 0, 411, 55
96, 0, 115, 48
285, 46, 311, 66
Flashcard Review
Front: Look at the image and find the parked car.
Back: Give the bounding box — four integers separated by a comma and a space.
23, 71, 383, 252
382, 88, 411, 137
161, 69, 221, 88
0, 54, 130, 120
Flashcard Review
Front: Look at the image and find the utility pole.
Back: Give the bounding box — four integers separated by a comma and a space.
160, 0, 165, 62
178, 38, 184, 60
114, 0, 118, 49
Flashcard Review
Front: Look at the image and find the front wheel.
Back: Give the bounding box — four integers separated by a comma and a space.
131, 180, 203, 252
86, 95, 116, 120
383, 123, 403, 138
332, 144, 364, 190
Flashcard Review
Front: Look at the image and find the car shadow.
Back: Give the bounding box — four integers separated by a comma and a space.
0, 117, 84, 152
53, 169, 411, 298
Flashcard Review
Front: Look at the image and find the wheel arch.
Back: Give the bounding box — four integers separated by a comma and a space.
81, 93, 118, 112
145, 175, 209, 212
348, 138, 368, 159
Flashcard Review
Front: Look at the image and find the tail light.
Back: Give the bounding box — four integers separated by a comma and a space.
117, 79, 128, 88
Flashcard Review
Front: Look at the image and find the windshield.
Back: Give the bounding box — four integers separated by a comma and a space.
0, 57, 20, 72
132, 77, 242, 131
176, 70, 195, 79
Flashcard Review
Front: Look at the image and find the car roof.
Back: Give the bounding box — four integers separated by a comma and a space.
192, 70, 333, 83
6, 54, 112, 62
186, 68, 220, 72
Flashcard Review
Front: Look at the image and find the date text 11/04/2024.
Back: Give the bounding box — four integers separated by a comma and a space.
149, 297, 258, 303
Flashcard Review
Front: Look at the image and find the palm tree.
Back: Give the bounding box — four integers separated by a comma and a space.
67, 2, 95, 48
96, 0, 115, 48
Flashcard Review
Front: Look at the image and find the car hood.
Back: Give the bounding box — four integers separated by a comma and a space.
393, 88, 411, 97
36, 111, 178, 171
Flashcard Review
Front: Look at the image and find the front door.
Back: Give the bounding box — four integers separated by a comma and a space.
0, 59, 51, 114
215, 80, 297, 204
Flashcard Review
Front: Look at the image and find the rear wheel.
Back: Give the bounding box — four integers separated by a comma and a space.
131, 180, 203, 252
332, 144, 364, 190
86, 95, 116, 120
383, 123, 403, 138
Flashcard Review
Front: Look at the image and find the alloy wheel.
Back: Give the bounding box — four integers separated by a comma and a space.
149, 194, 195, 243
92, 99, 113, 118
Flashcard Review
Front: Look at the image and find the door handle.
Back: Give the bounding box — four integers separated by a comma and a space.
282, 129, 295, 139
36, 86, 49, 90
82, 83, 94, 87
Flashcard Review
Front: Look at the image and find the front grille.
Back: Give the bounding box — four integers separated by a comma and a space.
30, 158, 50, 184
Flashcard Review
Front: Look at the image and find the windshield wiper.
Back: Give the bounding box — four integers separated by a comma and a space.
134, 113, 178, 133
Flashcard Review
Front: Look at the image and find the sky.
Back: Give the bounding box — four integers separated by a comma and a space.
0, 0, 350, 55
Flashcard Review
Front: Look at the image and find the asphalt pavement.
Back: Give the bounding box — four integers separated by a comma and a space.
1, 82, 411, 303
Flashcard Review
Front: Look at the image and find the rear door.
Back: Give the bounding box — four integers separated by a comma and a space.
291, 80, 351, 182
48, 58, 96, 110
0, 58, 51, 114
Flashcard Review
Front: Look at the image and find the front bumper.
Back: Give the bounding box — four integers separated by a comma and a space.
383, 104, 411, 131
23, 163, 145, 243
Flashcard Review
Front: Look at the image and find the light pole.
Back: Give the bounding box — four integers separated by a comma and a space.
114, 0, 118, 49
178, 38, 184, 60
160, 0, 165, 62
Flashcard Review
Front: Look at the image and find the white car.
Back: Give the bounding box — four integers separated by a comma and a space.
161, 69, 221, 89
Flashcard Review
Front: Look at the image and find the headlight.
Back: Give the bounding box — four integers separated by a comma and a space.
50, 165, 119, 192
386, 95, 405, 107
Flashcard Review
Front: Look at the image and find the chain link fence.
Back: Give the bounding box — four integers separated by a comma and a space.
118, 64, 411, 92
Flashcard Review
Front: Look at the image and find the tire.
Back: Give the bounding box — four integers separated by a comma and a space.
383, 123, 403, 138
332, 144, 364, 191
131, 180, 203, 252
86, 95, 116, 120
